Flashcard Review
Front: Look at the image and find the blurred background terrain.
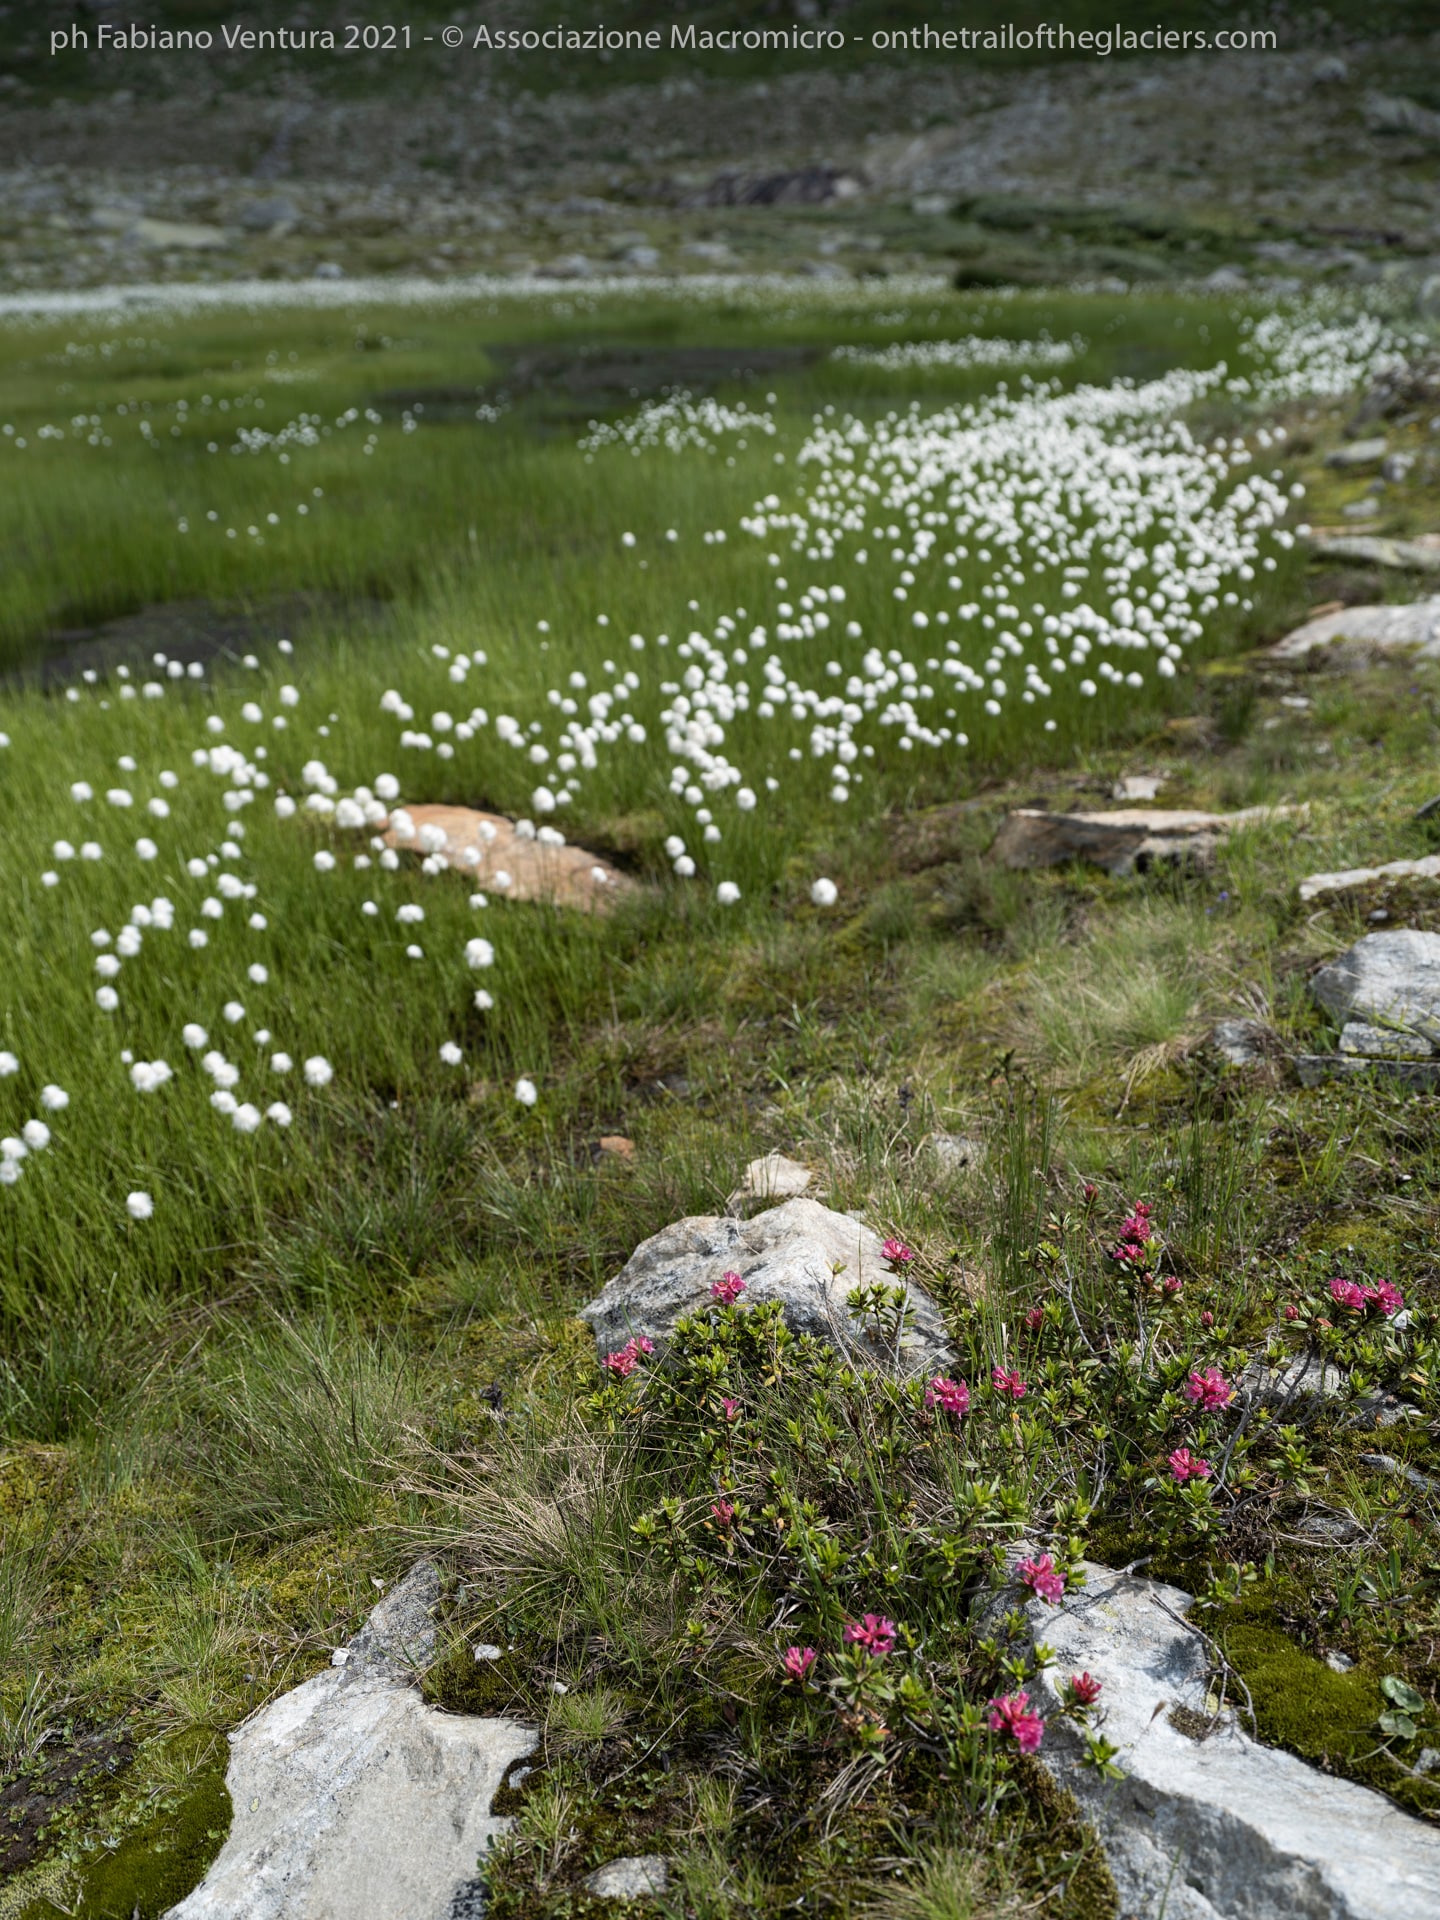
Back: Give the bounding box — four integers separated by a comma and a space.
0, 0, 1435, 296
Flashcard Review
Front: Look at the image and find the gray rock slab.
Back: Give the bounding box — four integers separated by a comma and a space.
1311, 930, 1440, 1045
577, 1196, 955, 1377
1240, 1350, 1345, 1411
166, 1562, 535, 1920
727, 1150, 813, 1207
1207, 1019, 1272, 1066
1325, 437, 1389, 469
989, 806, 1300, 876
1016, 1560, 1440, 1919
582, 1855, 669, 1899
1338, 1020, 1434, 1059
1300, 856, 1440, 903
1269, 597, 1440, 661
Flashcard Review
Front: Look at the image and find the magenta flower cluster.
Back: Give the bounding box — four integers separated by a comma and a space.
1183, 1366, 1233, 1410
603, 1334, 655, 1378
1015, 1553, 1065, 1604
1329, 1276, 1404, 1318
924, 1374, 971, 1418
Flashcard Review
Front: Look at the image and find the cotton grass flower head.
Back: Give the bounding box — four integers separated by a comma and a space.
514, 1076, 538, 1107
182, 1024, 208, 1048
125, 1189, 155, 1220
810, 878, 838, 907
716, 881, 740, 905
303, 1056, 334, 1088
40, 1085, 69, 1112
465, 937, 494, 969
0, 1052, 17, 1077
96, 986, 119, 1011
439, 1042, 463, 1066
266, 1101, 292, 1127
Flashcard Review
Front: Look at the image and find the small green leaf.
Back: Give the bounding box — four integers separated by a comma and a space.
1378, 1709, 1418, 1741
1382, 1675, 1425, 1714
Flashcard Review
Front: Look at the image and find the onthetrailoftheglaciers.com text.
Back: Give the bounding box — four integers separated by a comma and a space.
50, 20, 1281, 58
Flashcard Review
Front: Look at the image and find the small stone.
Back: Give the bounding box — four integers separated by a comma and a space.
729, 1150, 812, 1205
1338, 1021, 1434, 1059
1342, 499, 1382, 520
596, 1135, 635, 1160
474, 1644, 503, 1662
928, 1131, 983, 1173
1208, 1019, 1271, 1066
1242, 1352, 1345, 1410
1300, 532, 1440, 572
1112, 774, 1164, 801
1417, 1749, 1440, 1776
1326, 1650, 1357, 1673
582, 1855, 668, 1900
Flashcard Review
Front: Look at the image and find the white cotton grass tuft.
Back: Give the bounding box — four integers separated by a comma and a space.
270, 1052, 292, 1073
303, 1056, 334, 1088
40, 1086, 70, 1111
514, 1077, 538, 1108
223, 1001, 245, 1024
22, 1120, 50, 1151
96, 986, 119, 1012
810, 878, 838, 908
183, 1024, 208, 1049
439, 1042, 463, 1066
266, 1101, 293, 1127
465, 937, 494, 969
126, 1190, 154, 1221
0, 1052, 17, 1077
232, 1103, 263, 1134
716, 882, 741, 905
473, 989, 494, 1011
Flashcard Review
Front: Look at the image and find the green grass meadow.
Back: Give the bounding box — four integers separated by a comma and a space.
2, 275, 1440, 1917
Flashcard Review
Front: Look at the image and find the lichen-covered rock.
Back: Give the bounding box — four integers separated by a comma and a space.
577, 1196, 954, 1377
165, 1562, 535, 1920
1310, 930, 1440, 1046
1338, 1020, 1434, 1059
1011, 1560, 1440, 1919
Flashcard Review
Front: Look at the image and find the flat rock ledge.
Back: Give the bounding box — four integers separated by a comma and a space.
577, 1196, 955, 1378
1268, 596, 1440, 661
990, 806, 1300, 876
1013, 1560, 1440, 1920
166, 1562, 535, 1920
1299, 530, 1440, 573
1298, 855, 1440, 903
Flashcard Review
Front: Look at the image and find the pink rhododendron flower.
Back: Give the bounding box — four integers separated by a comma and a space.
1184, 1366, 1233, 1411
711, 1270, 746, 1306
1200, 1311, 1214, 1330
1330, 1277, 1367, 1313
710, 1499, 735, 1529
1283, 1302, 1299, 1322
783, 1645, 817, 1683
1066, 1672, 1103, 1708
881, 1238, 916, 1264
1365, 1280, 1404, 1317
991, 1365, 1027, 1400
720, 1397, 741, 1424
603, 1335, 654, 1378
1168, 1447, 1213, 1482
842, 1614, 898, 1657
1112, 1200, 1155, 1270
988, 1690, 1045, 1753
925, 1375, 971, 1418
1015, 1553, 1065, 1604
1023, 1306, 1044, 1332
